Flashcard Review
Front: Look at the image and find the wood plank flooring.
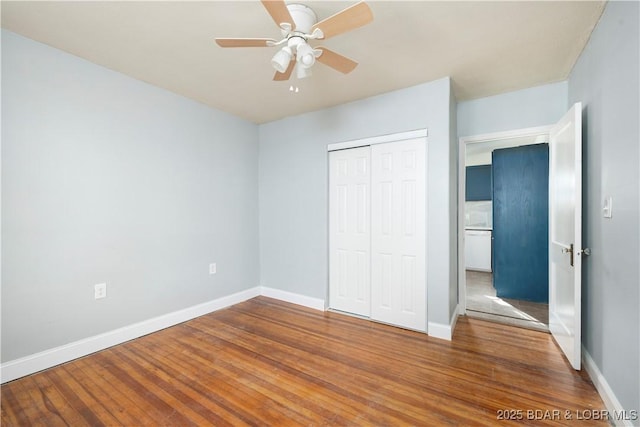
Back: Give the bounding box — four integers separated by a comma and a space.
1, 296, 606, 426
466, 270, 549, 332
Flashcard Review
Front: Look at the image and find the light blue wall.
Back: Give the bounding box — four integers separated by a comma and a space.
1, 30, 260, 362
449, 85, 458, 314
568, 1, 640, 413
457, 81, 568, 137
258, 78, 457, 326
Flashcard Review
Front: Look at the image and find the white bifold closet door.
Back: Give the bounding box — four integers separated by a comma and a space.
370, 140, 426, 331
329, 146, 371, 317
329, 139, 426, 331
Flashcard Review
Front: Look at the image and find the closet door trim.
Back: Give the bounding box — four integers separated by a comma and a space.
327, 129, 428, 152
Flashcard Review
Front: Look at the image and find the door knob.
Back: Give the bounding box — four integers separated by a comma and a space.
562, 244, 574, 267
561, 245, 590, 266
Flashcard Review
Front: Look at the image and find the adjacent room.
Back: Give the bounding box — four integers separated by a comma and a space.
2, 1, 639, 425
462, 133, 551, 332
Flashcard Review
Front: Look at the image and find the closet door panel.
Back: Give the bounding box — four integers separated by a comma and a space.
329, 147, 371, 316
371, 139, 426, 331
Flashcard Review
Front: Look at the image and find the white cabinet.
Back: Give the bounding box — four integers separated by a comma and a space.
465, 229, 492, 272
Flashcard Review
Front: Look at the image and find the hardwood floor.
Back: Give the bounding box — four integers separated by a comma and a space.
466, 270, 550, 332
2, 296, 606, 426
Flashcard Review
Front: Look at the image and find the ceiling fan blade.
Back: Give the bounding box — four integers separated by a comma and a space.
215, 38, 276, 48
273, 60, 295, 81
316, 47, 358, 74
312, 1, 373, 40
261, 0, 295, 29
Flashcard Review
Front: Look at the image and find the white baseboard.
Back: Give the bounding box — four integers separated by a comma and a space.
1, 287, 261, 384
1, 287, 325, 384
260, 286, 326, 311
582, 346, 636, 427
6, 289, 631, 426
428, 304, 459, 341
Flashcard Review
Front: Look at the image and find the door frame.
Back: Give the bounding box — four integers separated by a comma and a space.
327, 129, 428, 152
457, 125, 552, 315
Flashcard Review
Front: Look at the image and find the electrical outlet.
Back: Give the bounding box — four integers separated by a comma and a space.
94, 283, 107, 300
209, 263, 217, 275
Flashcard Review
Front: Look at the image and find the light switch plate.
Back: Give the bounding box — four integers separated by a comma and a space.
209, 263, 217, 275
603, 196, 613, 218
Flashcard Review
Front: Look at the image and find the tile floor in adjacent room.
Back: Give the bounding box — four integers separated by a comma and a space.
465, 270, 549, 331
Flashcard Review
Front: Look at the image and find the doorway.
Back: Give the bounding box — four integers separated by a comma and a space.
458, 127, 551, 331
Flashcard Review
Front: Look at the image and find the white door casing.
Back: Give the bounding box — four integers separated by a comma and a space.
329, 147, 371, 316
549, 102, 583, 370
370, 139, 427, 332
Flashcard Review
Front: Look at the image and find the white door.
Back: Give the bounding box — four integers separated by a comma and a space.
371, 139, 426, 331
549, 102, 583, 370
329, 147, 371, 316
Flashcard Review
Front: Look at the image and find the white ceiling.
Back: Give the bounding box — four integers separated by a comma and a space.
1, 1, 605, 124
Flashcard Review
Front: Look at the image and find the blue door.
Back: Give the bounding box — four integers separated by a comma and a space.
492, 144, 549, 302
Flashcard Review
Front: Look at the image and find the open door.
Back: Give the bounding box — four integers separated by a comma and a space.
549, 102, 583, 370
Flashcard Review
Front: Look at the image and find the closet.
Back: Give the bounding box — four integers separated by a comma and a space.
328, 137, 426, 331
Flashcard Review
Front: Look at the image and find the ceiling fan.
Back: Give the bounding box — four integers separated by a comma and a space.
215, 1, 373, 81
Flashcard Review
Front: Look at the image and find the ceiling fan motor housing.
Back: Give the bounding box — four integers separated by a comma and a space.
287, 4, 317, 34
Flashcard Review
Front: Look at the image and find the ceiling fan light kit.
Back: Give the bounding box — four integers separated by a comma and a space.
215, 1, 373, 82
295, 41, 316, 68
296, 63, 311, 79
271, 46, 292, 73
